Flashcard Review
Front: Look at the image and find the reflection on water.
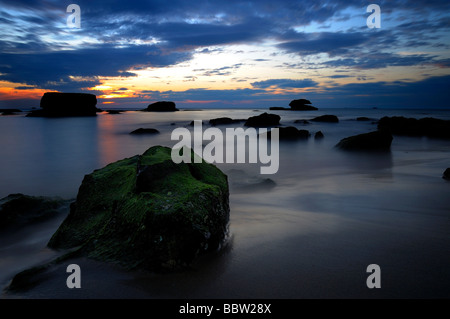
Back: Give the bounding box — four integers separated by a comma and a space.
1, 109, 450, 298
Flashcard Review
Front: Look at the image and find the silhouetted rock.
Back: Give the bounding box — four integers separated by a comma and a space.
209, 117, 246, 126
245, 112, 281, 127
311, 115, 339, 123
1, 109, 22, 116
0, 194, 68, 231
143, 101, 178, 112
289, 99, 318, 111
26, 93, 98, 117
378, 116, 450, 138
443, 168, 450, 180
130, 128, 160, 135
226, 169, 276, 192
47, 146, 229, 271
315, 131, 324, 139
106, 110, 122, 114
278, 127, 309, 140
336, 130, 393, 151
294, 119, 310, 124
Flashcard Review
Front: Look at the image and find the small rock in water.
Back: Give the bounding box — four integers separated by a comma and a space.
443, 168, 450, 180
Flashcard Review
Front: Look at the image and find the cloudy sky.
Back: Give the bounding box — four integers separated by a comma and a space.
0, 0, 449, 109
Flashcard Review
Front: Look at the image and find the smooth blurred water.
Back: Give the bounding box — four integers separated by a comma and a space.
1, 108, 450, 298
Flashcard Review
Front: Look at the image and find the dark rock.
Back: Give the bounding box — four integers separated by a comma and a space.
443, 168, 450, 180
0, 194, 68, 231
269, 107, 290, 111
275, 126, 310, 140
311, 115, 339, 123
106, 110, 122, 114
378, 116, 450, 138
209, 117, 246, 126
336, 130, 393, 151
244, 112, 280, 127
130, 128, 160, 135
1, 109, 22, 115
143, 101, 178, 112
47, 146, 229, 271
226, 169, 276, 192
315, 131, 324, 139
26, 93, 98, 117
294, 119, 310, 124
289, 99, 318, 111
261, 127, 309, 140
0, 108, 22, 113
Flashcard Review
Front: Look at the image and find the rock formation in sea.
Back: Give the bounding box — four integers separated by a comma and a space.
335, 130, 393, 151
265, 126, 310, 140
244, 112, 281, 127
443, 168, 450, 180
314, 131, 324, 139
289, 99, 318, 111
142, 101, 179, 112
0, 194, 68, 231
130, 128, 160, 135
208, 117, 246, 126
269, 99, 318, 111
26, 92, 99, 117
1, 109, 22, 116
311, 115, 339, 123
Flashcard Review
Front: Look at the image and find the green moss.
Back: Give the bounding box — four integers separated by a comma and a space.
48, 145, 229, 271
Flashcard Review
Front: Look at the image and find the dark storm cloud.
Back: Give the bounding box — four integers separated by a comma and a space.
0, 44, 192, 90
277, 31, 369, 56
323, 53, 436, 69
1, 0, 449, 96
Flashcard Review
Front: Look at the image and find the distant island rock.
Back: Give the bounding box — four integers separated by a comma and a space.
336, 130, 393, 151
143, 101, 179, 112
130, 128, 160, 135
264, 126, 309, 140
106, 110, 123, 114
269, 99, 318, 111
244, 112, 281, 127
26, 92, 99, 117
289, 99, 318, 111
311, 115, 339, 123
43, 146, 229, 272
378, 116, 450, 138
1, 109, 22, 116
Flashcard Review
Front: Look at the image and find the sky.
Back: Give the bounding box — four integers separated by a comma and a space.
0, 0, 450, 109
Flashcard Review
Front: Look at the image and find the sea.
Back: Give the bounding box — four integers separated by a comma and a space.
0, 107, 449, 298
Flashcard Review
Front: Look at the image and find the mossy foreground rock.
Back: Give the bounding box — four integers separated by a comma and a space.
48, 146, 229, 271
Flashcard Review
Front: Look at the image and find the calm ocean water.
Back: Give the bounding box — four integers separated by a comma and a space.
1, 108, 450, 298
